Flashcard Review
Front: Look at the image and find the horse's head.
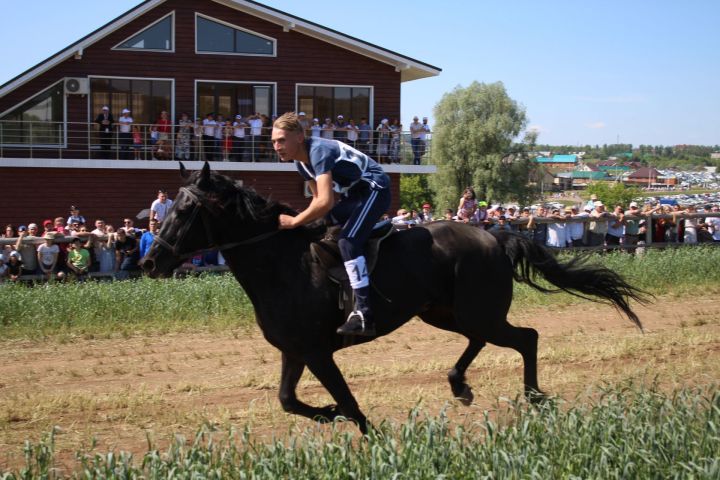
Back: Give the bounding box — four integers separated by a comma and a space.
142, 161, 275, 277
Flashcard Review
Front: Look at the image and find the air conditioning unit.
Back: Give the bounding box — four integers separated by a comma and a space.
64, 77, 89, 95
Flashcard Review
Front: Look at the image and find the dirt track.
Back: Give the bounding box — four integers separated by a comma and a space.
1, 295, 719, 470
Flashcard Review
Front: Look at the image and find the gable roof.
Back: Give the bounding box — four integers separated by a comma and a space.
535, 154, 577, 164
0, 0, 441, 97
628, 167, 662, 179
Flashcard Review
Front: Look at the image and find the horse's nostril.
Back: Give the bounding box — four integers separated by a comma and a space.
142, 258, 155, 272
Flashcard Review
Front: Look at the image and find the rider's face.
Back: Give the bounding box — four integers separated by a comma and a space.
272, 128, 304, 161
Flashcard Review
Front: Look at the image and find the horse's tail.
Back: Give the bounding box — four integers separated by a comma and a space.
491, 230, 648, 330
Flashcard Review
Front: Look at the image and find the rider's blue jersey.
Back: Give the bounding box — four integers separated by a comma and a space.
294, 137, 390, 195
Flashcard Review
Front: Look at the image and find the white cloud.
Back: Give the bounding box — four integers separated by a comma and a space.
528, 125, 546, 133
586, 122, 606, 129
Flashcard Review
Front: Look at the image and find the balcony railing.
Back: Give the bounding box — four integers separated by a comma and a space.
0, 120, 433, 165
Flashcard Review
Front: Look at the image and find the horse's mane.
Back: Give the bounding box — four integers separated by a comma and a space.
186, 169, 326, 239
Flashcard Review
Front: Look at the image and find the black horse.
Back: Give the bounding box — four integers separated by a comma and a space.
143, 163, 645, 433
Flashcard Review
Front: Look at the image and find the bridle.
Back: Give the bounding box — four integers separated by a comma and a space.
151, 186, 279, 260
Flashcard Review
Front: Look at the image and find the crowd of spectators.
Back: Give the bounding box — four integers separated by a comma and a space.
94, 107, 431, 164
388, 187, 720, 250
0, 190, 225, 284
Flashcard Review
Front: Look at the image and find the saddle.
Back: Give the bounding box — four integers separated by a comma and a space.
310, 220, 394, 312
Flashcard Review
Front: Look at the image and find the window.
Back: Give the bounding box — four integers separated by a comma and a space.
90, 78, 172, 124
196, 14, 275, 56
114, 13, 174, 51
196, 82, 274, 118
0, 81, 65, 145
296, 85, 371, 123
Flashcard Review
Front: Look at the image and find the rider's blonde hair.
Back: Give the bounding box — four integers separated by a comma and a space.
273, 112, 304, 135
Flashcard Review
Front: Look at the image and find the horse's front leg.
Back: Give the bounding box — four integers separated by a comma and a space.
303, 351, 369, 434
278, 352, 341, 422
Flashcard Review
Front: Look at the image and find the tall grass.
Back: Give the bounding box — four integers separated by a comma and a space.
3, 384, 718, 479
1, 247, 718, 339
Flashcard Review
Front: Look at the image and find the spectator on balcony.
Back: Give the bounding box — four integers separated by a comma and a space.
118, 108, 133, 160
192, 117, 203, 160
156, 110, 171, 142
457, 187, 478, 224
153, 139, 172, 160
66, 205, 86, 227
247, 113, 264, 161
321, 118, 335, 140
357, 117, 372, 154
15, 224, 40, 275
566, 205, 587, 247
176, 112, 193, 161
346, 119, 359, 148
587, 201, 610, 247
297, 112, 311, 135
606, 205, 625, 247
389, 118, 402, 164
221, 119, 234, 162
131, 126, 143, 160
94, 105, 114, 159
66, 237, 91, 280
202, 113, 217, 162
37, 232, 64, 281
410, 116, 424, 165
310, 118, 322, 138
232, 115, 248, 161
375, 118, 391, 163
114, 228, 140, 278
420, 117, 431, 159
334, 114, 348, 142
212, 114, 225, 160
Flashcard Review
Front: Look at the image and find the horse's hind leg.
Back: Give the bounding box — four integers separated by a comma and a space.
303, 351, 369, 433
278, 352, 342, 423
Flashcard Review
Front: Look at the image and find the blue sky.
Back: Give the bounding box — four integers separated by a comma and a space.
1, 1, 718, 146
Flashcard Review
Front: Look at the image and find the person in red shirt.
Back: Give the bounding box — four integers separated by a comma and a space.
155, 110, 172, 142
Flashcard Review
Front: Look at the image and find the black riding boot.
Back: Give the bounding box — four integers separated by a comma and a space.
337, 286, 376, 337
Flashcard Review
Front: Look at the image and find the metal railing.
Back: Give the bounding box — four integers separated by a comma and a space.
0, 120, 434, 165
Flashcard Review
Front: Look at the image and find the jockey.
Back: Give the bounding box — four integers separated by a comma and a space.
271, 112, 391, 336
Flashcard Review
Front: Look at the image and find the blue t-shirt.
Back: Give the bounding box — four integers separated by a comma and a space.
294, 137, 389, 194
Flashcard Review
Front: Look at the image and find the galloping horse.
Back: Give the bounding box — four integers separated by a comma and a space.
142, 162, 645, 433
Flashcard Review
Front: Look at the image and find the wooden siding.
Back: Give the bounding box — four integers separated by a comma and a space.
0, 0, 400, 129
0, 169, 401, 227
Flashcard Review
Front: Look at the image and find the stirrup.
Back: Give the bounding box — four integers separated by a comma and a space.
336, 310, 376, 337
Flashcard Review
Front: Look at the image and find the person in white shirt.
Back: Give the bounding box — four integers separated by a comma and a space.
248, 113, 264, 160
118, 108, 133, 160
546, 208, 568, 248
321, 118, 334, 139
202, 113, 217, 161
566, 206, 588, 247
37, 232, 64, 280
409, 116, 424, 165
310, 118, 322, 138
346, 118, 359, 147
213, 115, 225, 161
232, 115, 247, 161
150, 189, 174, 224
704, 205, 720, 242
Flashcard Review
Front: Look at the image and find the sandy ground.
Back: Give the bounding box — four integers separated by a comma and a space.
0, 294, 718, 471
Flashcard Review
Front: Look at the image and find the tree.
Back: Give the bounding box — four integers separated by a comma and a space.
586, 182, 641, 208
429, 81, 533, 210
399, 174, 433, 211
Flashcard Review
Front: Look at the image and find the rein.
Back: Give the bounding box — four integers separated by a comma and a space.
153, 186, 280, 260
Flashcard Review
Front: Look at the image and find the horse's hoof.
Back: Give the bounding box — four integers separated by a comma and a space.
454, 385, 474, 406
313, 404, 339, 423
525, 389, 548, 405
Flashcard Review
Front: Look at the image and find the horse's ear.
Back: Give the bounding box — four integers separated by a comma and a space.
179, 162, 189, 179
201, 161, 211, 181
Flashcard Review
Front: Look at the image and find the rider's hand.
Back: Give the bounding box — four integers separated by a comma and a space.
278, 214, 296, 229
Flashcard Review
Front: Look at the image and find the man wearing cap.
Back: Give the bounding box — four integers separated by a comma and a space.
15, 224, 40, 275
118, 108, 133, 159
409, 116, 424, 165
321, 118, 335, 140
272, 111, 391, 337
420, 203, 434, 223
297, 112, 310, 134
624, 202, 641, 248
588, 201, 609, 247
232, 115, 248, 161
310, 118, 322, 138
334, 114, 348, 142
94, 105, 115, 159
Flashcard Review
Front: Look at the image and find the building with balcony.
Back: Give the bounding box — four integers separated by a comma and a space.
0, 0, 440, 226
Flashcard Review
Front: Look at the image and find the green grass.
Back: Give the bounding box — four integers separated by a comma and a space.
1, 247, 719, 340
3, 384, 718, 479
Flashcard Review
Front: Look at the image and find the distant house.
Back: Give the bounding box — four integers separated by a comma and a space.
554, 170, 609, 190
535, 154, 577, 169
625, 167, 676, 186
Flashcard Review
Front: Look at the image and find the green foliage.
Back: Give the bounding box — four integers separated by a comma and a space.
3, 385, 718, 478
399, 174, 433, 210
586, 181, 642, 208
430, 81, 534, 208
